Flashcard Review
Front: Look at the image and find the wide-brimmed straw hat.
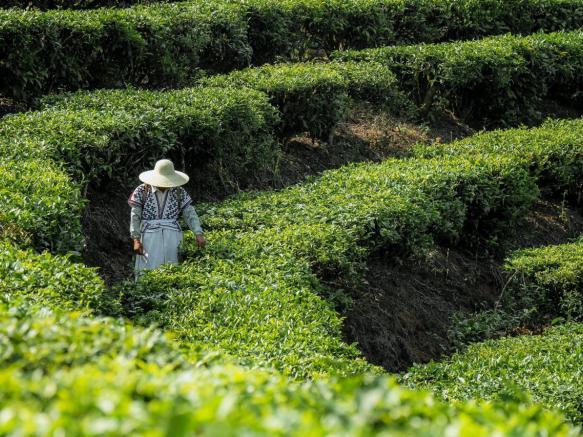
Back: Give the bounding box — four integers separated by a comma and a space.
139, 159, 189, 188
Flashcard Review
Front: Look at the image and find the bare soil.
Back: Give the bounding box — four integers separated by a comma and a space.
0, 96, 23, 118
341, 200, 583, 372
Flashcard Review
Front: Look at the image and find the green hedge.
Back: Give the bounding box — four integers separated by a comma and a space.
403, 323, 583, 424
2, 87, 280, 188
0, 159, 84, 252
505, 239, 583, 322
120, 116, 583, 378
449, 239, 583, 347
2, 359, 574, 435
0, 0, 172, 9
0, 242, 118, 314
414, 118, 583, 201
333, 30, 583, 125
0, 296, 202, 375
0, 297, 575, 435
238, 0, 583, 64
199, 61, 408, 140
3, 0, 583, 102
0, 2, 251, 103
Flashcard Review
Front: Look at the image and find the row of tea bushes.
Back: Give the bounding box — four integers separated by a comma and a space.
505, 239, 583, 323
2, 0, 583, 101
1, 0, 167, 8
333, 30, 583, 125
2, 303, 573, 436
0, 2, 251, 103
124, 118, 583, 378
2, 87, 280, 190
0, 242, 116, 314
0, 159, 84, 252
448, 238, 583, 348
239, 0, 583, 64
402, 323, 583, 424
413, 117, 583, 201
198, 61, 410, 140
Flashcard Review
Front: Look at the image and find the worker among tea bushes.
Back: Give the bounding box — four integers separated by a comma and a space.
129, 159, 206, 278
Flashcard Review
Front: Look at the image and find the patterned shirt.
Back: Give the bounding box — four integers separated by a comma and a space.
128, 184, 203, 238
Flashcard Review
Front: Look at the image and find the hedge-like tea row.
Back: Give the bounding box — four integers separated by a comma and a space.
240, 0, 583, 64
0, 242, 119, 314
0, 159, 84, 252
449, 238, 583, 347
0, 2, 251, 102
0, 296, 575, 434
333, 30, 583, 125
3, 0, 583, 102
414, 118, 583, 201
123, 118, 583, 378
2, 87, 279, 188
198, 61, 409, 140
505, 239, 583, 322
403, 323, 583, 424
1, 0, 169, 9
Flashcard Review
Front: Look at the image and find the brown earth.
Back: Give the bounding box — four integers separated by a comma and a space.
341, 200, 583, 372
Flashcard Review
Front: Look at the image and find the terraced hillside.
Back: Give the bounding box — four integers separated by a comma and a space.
1, 0, 582, 434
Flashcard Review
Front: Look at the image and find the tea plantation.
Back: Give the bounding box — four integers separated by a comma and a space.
1, 0, 582, 434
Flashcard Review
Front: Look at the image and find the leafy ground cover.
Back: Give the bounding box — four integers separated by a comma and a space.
2, 0, 583, 102
402, 323, 583, 424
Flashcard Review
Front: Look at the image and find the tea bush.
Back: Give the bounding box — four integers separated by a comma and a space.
505, 239, 583, 323
0, 2, 251, 102
2, 87, 280, 188
0, 294, 575, 435
450, 239, 583, 347
0, 242, 117, 314
414, 117, 583, 201
3, 0, 583, 101
123, 115, 583, 377
198, 61, 409, 140
403, 323, 583, 424
0, 159, 83, 252
3, 358, 575, 435
333, 30, 583, 125
0, 296, 200, 374
241, 0, 583, 63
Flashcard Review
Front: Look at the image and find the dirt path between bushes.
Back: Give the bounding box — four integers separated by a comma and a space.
341, 200, 583, 372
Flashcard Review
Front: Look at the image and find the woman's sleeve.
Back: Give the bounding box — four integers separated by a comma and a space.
129, 185, 144, 239
130, 205, 142, 239
128, 185, 144, 207
182, 205, 203, 235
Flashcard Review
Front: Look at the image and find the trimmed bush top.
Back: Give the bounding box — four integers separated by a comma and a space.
403, 323, 583, 424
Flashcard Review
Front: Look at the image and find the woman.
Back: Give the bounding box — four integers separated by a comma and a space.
128, 159, 206, 278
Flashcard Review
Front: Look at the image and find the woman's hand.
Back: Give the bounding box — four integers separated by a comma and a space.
133, 239, 144, 255
196, 234, 206, 248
